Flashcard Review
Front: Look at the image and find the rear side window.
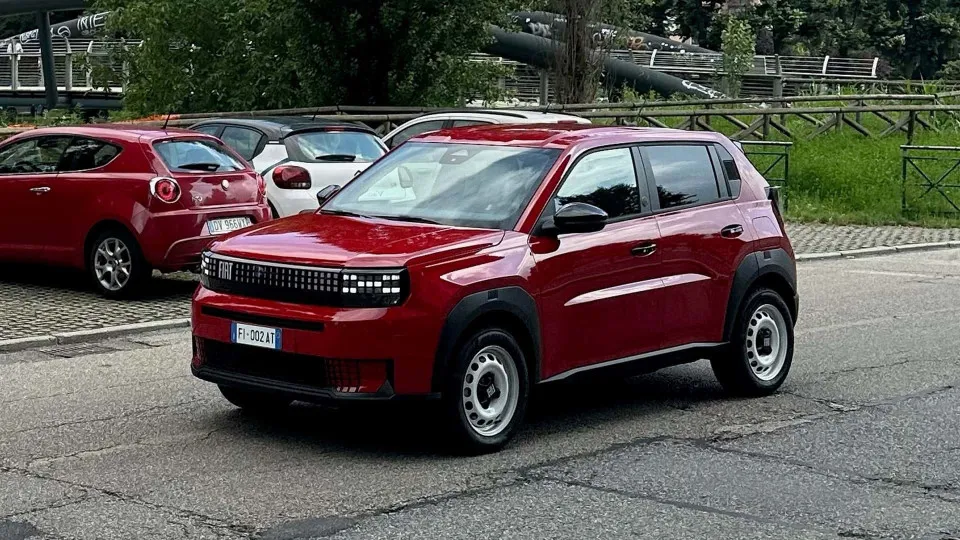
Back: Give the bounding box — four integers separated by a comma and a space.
644, 145, 721, 210
58, 138, 121, 172
192, 124, 222, 136
715, 144, 742, 198
554, 147, 641, 219
154, 139, 245, 172
388, 120, 446, 148
220, 126, 264, 160
285, 130, 385, 163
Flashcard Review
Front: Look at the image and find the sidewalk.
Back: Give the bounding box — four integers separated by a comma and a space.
2, 223, 959, 343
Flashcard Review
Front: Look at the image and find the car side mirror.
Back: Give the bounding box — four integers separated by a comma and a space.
316, 184, 340, 206
544, 202, 608, 235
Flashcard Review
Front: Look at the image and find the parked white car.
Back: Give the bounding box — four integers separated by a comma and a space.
381, 111, 591, 149
190, 117, 387, 217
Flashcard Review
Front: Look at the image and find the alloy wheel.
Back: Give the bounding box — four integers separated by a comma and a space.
93, 237, 133, 292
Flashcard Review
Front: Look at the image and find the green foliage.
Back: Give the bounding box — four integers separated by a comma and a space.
720, 16, 755, 97
92, 0, 519, 114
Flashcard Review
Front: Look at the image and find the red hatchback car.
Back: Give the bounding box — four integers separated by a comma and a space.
191, 125, 798, 453
0, 125, 271, 297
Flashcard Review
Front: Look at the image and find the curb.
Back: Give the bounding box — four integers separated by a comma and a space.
0, 318, 191, 353
796, 241, 959, 261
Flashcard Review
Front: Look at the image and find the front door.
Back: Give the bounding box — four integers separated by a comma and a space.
531, 146, 662, 380
0, 136, 72, 262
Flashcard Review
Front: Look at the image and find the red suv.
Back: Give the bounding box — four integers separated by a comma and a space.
0, 126, 270, 297
191, 125, 798, 453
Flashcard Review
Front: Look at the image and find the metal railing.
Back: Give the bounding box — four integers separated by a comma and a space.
0, 39, 131, 94
901, 145, 960, 216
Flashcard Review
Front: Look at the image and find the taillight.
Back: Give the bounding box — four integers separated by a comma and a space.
273, 165, 311, 189
149, 177, 181, 203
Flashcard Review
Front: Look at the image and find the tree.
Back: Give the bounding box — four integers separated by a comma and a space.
720, 15, 755, 97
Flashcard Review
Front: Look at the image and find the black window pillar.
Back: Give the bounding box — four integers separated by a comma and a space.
36, 10, 58, 110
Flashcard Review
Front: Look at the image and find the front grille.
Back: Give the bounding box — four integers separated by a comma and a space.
200, 253, 408, 307
196, 339, 373, 390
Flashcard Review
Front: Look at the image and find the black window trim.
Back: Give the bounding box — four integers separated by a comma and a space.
0, 135, 79, 177
713, 142, 742, 198
533, 142, 653, 235
638, 141, 732, 214
220, 124, 268, 161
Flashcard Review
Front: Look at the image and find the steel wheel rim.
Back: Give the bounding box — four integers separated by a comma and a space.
93, 237, 133, 291
461, 345, 519, 437
746, 304, 788, 381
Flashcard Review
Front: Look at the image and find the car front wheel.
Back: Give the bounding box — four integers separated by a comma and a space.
87, 228, 151, 299
443, 329, 529, 454
711, 288, 794, 396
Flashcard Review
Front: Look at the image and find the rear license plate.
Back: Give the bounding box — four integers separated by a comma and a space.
207, 217, 252, 235
231, 322, 281, 350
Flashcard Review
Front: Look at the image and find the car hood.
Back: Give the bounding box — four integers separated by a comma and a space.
209, 213, 506, 268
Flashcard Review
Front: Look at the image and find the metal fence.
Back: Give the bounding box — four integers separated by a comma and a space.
901, 145, 960, 216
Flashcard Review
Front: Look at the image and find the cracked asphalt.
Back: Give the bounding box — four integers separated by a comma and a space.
3, 249, 960, 539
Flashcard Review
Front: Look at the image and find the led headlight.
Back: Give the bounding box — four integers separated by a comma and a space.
340, 269, 408, 307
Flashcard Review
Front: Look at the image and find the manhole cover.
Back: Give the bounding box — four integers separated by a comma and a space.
41, 343, 118, 358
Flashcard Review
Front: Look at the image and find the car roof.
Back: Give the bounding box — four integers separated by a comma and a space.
5, 124, 206, 143
403, 110, 589, 123
412, 124, 727, 149
188, 116, 377, 141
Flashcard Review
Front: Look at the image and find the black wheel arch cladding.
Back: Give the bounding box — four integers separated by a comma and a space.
723, 248, 798, 342
433, 286, 542, 393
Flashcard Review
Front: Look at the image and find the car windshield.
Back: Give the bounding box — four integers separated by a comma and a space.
323, 142, 560, 230
154, 139, 244, 172
286, 130, 385, 163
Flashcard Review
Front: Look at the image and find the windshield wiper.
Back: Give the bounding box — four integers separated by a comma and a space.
320, 208, 371, 219
315, 154, 358, 162
178, 162, 221, 172
375, 215, 442, 225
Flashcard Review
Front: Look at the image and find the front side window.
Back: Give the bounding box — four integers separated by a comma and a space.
554, 147, 641, 219
285, 130, 384, 163
154, 139, 244, 172
645, 145, 721, 210
58, 138, 121, 172
388, 120, 446, 148
0, 136, 72, 174
220, 126, 264, 160
324, 142, 560, 230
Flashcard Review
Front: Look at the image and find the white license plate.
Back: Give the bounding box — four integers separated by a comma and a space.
231, 322, 281, 350
207, 217, 252, 235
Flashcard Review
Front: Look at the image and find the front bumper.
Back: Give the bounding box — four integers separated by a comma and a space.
191, 286, 445, 397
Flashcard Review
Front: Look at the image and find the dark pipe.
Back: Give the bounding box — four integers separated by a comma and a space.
1, 12, 109, 45
484, 25, 724, 100
36, 11, 58, 110
512, 11, 715, 55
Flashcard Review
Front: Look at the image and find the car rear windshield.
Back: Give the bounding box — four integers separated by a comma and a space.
284, 130, 385, 163
154, 139, 245, 173
323, 142, 560, 230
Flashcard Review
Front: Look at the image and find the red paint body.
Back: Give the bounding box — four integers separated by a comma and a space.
0, 125, 270, 272
192, 125, 794, 397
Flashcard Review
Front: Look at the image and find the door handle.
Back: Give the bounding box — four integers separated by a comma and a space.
721, 224, 744, 238
631, 242, 657, 257
29, 186, 51, 194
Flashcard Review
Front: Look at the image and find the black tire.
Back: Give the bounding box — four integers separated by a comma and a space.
711, 288, 794, 396
218, 385, 293, 412
442, 329, 530, 455
268, 201, 280, 219
86, 228, 151, 299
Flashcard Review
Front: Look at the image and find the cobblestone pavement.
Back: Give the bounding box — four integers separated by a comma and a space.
2, 222, 960, 341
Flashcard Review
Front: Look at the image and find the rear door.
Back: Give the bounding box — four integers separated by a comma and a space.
0, 135, 72, 261
640, 143, 755, 348
152, 137, 261, 210
531, 146, 662, 380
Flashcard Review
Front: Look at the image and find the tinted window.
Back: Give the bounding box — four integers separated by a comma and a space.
646, 145, 720, 210
58, 138, 121, 171
192, 124, 222, 136
220, 126, 264, 160
325, 142, 559, 230
451, 120, 493, 128
286, 131, 384, 163
0, 136, 72, 174
554, 148, 641, 219
154, 139, 244, 172
715, 144, 741, 198
389, 120, 446, 147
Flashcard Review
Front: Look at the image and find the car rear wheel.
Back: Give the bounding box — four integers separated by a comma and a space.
443, 329, 529, 454
87, 228, 151, 299
218, 385, 293, 412
711, 288, 794, 396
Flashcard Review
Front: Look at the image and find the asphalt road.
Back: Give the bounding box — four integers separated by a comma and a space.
3, 249, 960, 539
